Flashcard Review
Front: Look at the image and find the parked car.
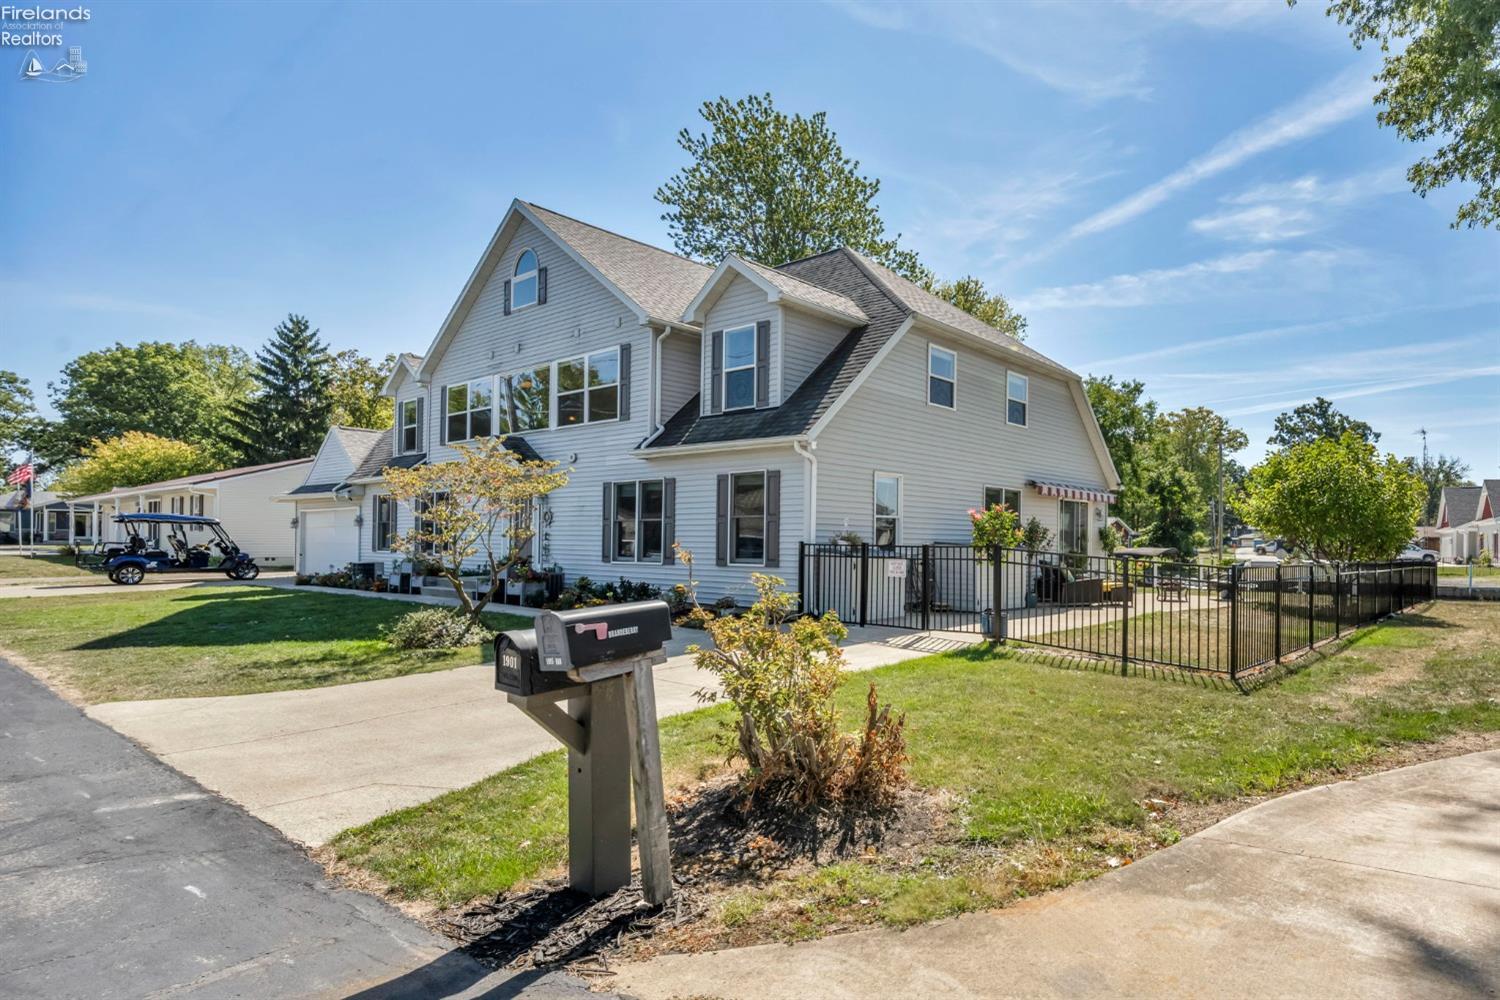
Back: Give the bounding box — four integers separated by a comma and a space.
1254, 539, 1288, 556
1394, 543, 1438, 565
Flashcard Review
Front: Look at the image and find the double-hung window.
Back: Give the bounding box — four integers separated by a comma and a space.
511, 250, 538, 311
399, 399, 421, 453
557, 348, 619, 426
373, 495, 396, 551
506, 366, 551, 431
874, 474, 901, 547
446, 379, 493, 443
611, 480, 665, 562
723, 325, 756, 411
730, 471, 766, 563
1007, 372, 1029, 427
928, 345, 956, 408
1059, 499, 1087, 557
982, 486, 1021, 514
415, 492, 447, 556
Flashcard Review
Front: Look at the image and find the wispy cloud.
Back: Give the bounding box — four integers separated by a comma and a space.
830, 0, 1152, 100
1126, 0, 1297, 30
1190, 167, 1408, 242
1015, 248, 1346, 311
1057, 66, 1378, 244
1216, 367, 1500, 417
0, 283, 203, 322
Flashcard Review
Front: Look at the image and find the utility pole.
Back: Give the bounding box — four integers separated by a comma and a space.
1215, 428, 1225, 562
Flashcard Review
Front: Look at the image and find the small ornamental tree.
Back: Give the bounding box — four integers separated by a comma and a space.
383, 438, 569, 628
969, 503, 1021, 553
53, 432, 214, 496
1239, 433, 1425, 564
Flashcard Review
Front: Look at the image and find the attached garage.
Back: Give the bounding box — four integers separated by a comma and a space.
300, 508, 358, 575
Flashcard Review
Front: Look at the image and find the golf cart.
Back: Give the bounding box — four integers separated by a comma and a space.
82, 512, 261, 585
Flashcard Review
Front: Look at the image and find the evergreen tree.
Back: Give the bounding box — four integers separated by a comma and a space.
226, 315, 334, 463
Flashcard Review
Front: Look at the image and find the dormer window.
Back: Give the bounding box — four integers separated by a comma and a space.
511, 249, 539, 311
724, 324, 756, 411
399, 398, 420, 454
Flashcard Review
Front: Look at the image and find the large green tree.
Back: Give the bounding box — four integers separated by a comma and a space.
52, 431, 214, 497
225, 315, 334, 463
657, 93, 1028, 338
1240, 433, 1425, 563
1084, 375, 1159, 530
39, 342, 253, 467
1268, 396, 1379, 447
329, 350, 396, 430
0, 370, 37, 460
1404, 451, 1472, 523
1143, 467, 1203, 557
1153, 407, 1249, 533
1318, 0, 1500, 228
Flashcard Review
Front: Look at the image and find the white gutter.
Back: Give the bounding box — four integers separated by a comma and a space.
634, 434, 807, 458
793, 439, 817, 543
652, 325, 671, 437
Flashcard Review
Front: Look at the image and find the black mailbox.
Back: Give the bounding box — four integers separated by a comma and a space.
535, 600, 674, 673
494, 628, 578, 697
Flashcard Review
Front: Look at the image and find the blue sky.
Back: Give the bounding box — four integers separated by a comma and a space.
3, 0, 1496, 476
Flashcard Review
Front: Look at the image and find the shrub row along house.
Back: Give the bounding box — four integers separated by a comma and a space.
284, 200, 1119, 602
1436, 481, 1500, 564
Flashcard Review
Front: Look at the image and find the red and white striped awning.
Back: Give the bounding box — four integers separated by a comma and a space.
1027, 479, 1116, 504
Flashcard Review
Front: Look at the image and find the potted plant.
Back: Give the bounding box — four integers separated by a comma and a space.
506, 557, 548, 603
1018, 517, 1053, 608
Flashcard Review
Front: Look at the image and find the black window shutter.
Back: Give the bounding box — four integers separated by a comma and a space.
715, 473, 729, 566
755, 320, 771, 408
601, 482, 613, 562
439, 386, 448, 445
371, 497, 379, 550
503, 279, 512, 316
710, 330, 724, 414
537, 267, 548, 305
618, 343, 631, 421
764, 470, 781, 567
661, 478, 676, 565
416, 396, 425, 454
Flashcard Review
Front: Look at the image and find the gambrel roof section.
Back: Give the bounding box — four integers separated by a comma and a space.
416, 200, 712, 381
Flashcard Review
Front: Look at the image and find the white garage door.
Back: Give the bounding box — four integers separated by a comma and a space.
301, 509, 357, 574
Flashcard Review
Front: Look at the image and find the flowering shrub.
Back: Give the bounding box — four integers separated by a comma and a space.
969, 503, 1021, 552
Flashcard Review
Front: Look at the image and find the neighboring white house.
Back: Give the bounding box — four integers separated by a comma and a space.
286, 199, 1120, 600
66, 458, 313, 566
1434, 482, 1499, 564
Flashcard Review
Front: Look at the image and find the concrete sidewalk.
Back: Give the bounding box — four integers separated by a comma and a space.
88, 624, 978, 845
613, 750, 1500, 1000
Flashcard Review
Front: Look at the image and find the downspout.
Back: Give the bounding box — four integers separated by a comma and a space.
793, 439, 817, 543
652, 326, 671, 436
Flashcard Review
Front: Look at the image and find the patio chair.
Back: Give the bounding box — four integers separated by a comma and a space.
1037, 564, 1108, 605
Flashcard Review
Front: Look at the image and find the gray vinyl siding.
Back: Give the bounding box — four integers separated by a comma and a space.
814, 322, 1112, 555
658, 331, 701, 423
781, 304, 851, 399
302, 436, 354, 486
699, 274, 779, 411
213, 464, 307, 566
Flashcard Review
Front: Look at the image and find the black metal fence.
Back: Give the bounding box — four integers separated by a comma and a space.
798, 543, 1436, 686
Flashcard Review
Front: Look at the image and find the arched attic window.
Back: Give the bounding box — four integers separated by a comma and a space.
509, 249, 540, 311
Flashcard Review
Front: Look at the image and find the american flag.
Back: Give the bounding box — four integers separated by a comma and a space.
6, 463, 34, 487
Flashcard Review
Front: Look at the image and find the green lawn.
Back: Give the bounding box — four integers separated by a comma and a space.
0, 586, 529, 702
0, 552, 94, 579
1439, 565, 1498, 577
331, 600, 1500, 921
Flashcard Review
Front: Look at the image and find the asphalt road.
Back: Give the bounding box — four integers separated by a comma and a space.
0, 658, 591, 999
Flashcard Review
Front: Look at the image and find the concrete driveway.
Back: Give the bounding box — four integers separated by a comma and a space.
613, 750, 1500, 999
88, 624, 976, 845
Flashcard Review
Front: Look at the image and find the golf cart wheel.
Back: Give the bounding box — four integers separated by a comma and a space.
229, 562, 259, 581
114, 564, 145, 586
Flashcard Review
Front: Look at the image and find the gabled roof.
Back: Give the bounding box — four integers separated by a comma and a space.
683, 255, 869, 326
65, 457, 314, 503
417, 200, 712, 381
382, 353, 425, 396
1478, 479, 1500, 521
1438, 485, 1482, 528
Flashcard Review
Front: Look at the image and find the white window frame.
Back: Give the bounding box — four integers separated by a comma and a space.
729, 469, 768, 566
927, 343, 957, 410
511, 248, 539, 311
372, 494, 397, 552
982, 485, 1022, 515
445, 378, 494, 444
399, 398, 420, 454
613, 478, 665, 563
1059, 498, 1088, 557
554, 346, 620, 428
1006, 371, 1029, 428
722, 323, 757, 412
873, 472, 902, 548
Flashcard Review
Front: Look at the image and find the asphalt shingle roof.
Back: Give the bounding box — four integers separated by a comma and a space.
524, 203, 713, 325
1441, 485, 1482, 527
735, 257, 868, 322
66, 457, 314, 502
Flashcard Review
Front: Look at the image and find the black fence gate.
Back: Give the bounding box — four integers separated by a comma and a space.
799, 543, 1437, 686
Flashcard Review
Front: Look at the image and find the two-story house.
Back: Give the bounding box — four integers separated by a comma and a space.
286, 199, 1119, 606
